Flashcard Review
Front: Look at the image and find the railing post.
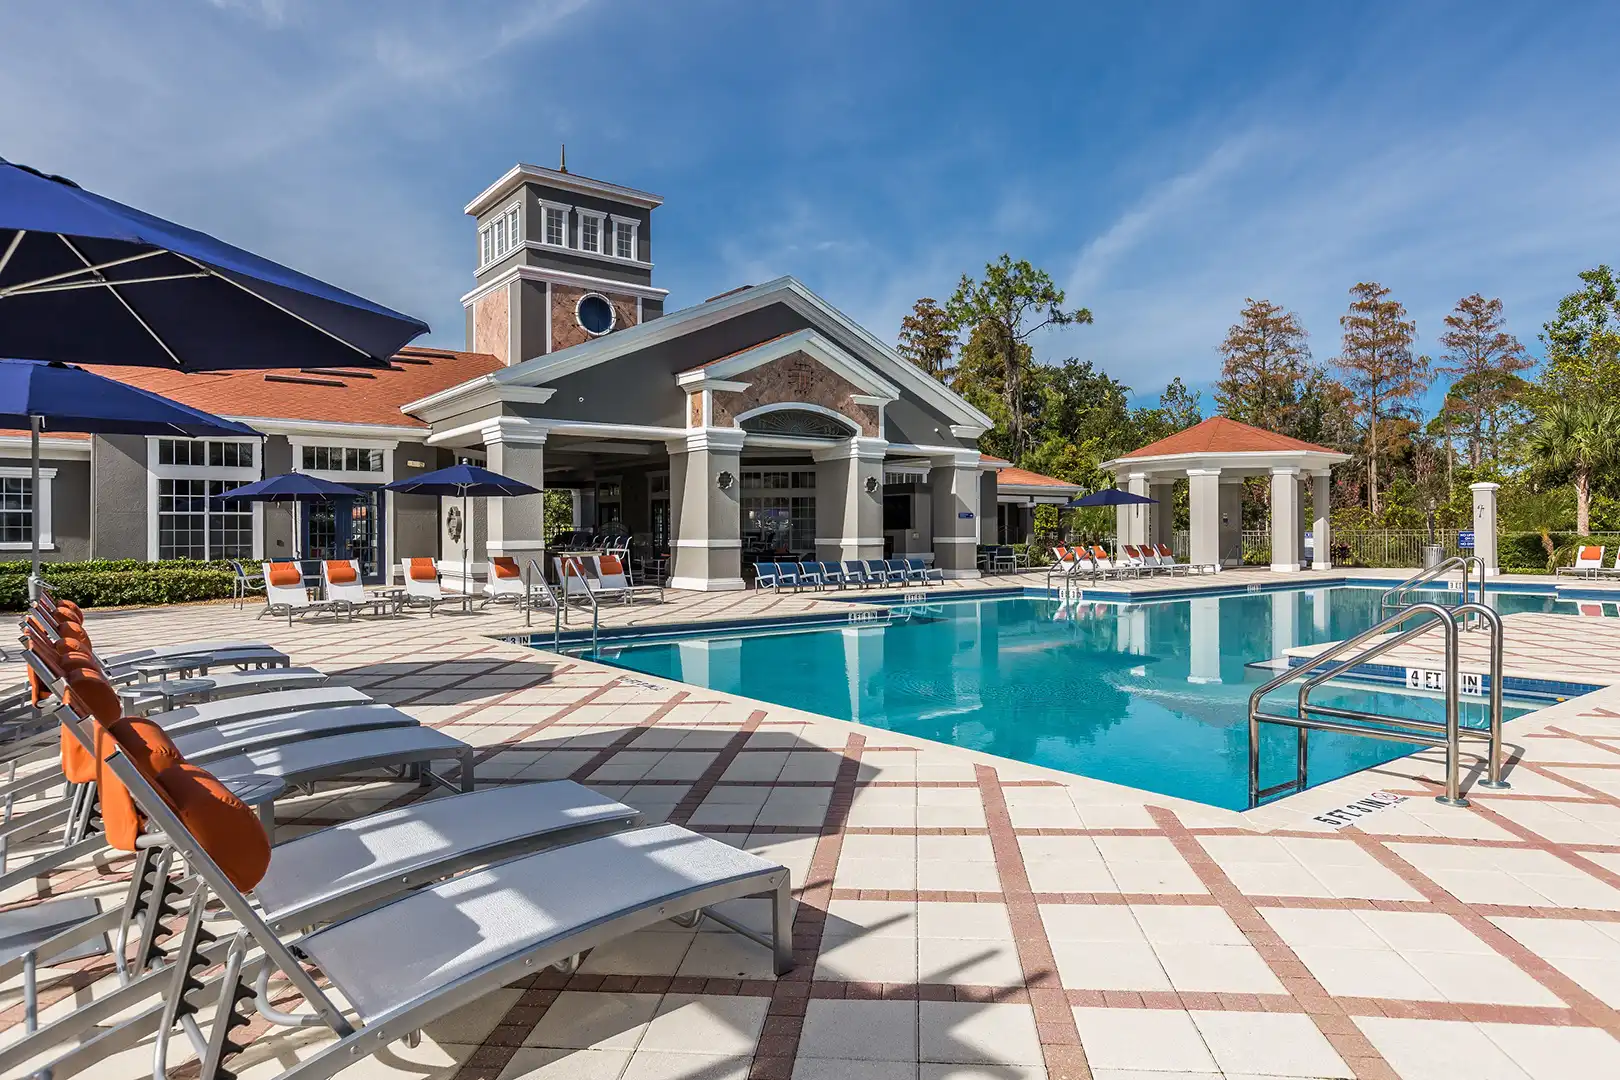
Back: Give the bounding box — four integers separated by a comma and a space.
1437, 615, 1468, 807
1248, 707, 1261, 808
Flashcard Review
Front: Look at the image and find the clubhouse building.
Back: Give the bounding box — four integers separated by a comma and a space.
3, 162, 1080, 589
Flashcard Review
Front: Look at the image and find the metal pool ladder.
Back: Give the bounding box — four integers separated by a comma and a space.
523, 556, 600, 656
1381, 556, 1486, 620
1247, 600, 1510, 809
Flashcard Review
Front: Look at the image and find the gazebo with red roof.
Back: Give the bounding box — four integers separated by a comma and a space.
1100, 417, 1349, 573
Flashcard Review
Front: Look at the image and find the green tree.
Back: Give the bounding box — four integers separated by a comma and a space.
1214, 299, 1312, 429
1332, 282, 1425, 516
895, 296, 955, 380
1525, 397, 1620, 534
1435, 294, 1532, 465
1542, 265, 1620, 401
945, 255, 1091, 463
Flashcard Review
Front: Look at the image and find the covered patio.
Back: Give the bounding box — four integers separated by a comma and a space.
1102, 417, 1350, 572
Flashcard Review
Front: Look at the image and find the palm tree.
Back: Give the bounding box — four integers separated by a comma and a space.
1525, 398, 1620, 534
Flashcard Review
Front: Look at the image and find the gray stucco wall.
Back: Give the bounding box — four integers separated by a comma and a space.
390, 442, 447, 580
259, 436, 297, 562
518, 278, 550, 362
91, 435, 148, 560
979, 471, 999, 545
51, 459, 92, 561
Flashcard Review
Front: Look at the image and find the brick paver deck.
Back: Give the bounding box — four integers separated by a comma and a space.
8, 574, 1620, 1079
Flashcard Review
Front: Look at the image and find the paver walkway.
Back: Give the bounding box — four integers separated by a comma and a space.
7, 579, 1620, 1079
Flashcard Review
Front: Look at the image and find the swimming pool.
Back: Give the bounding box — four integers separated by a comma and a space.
581, 586, 1579, 810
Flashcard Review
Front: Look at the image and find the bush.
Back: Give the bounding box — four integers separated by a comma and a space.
0, 558, 247, 611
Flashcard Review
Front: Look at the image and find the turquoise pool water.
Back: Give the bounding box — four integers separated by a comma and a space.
588, 587, 1576, 809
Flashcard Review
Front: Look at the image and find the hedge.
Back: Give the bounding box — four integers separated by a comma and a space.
0, 558, 252, 610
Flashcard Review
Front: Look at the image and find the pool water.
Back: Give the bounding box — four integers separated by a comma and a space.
588, 587, 1570, 810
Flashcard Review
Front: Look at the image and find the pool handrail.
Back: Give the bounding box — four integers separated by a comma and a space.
1247, 599, 1509, 809
1380, 555, 1486, 621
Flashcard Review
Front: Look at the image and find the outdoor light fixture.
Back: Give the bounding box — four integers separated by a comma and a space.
864, 476, 880, 493
717, 470, 735, 490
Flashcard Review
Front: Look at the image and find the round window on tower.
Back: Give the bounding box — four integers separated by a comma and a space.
576, 293, 616, 336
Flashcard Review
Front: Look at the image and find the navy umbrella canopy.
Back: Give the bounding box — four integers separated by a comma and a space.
1065, 488, 1157, 508
386, 463, 540, 594
214, 473, 365, 503
0, 159, 428, 371
0, 358, 258, 584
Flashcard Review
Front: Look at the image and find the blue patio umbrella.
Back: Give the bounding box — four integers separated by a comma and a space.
0, 358, 258, 587
215, 474, 367, 562
0, 158, 429, 371
385, 463, 540, 594
1065, 488, 1158, 508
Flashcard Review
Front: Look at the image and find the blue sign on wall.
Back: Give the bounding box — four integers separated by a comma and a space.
1457, 530, 1475, 549
958, 511, 975, 519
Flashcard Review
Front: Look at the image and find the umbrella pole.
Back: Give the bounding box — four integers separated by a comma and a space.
29, 416, 40, 601
463, 491, 470, 598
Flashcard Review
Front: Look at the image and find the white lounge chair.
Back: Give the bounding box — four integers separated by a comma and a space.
1154, 543, 1195, 575
400, 558, 474, 616
320, 559, 366, 616
1558, 545, 1606, 579
260, 561, 340, 625
592, 553, 664, 604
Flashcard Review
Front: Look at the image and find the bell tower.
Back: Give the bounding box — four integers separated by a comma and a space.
462, 154, 669, 364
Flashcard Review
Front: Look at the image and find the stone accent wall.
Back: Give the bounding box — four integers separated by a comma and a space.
471, 286, 509, 362
688, 392, 703, 428
551, 284, 639, 352
710, 350, 879, 436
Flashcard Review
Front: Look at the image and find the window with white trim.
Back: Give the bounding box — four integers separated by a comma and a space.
613, 218, 637, 260
578, 211, 603, 254
301, 445, 384, 472
0, 468, 53, 549
150, 438, 258, 562
544, 206, 567, 246
477, 203, 521, 268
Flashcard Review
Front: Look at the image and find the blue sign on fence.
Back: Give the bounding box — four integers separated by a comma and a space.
1457, 530, 1475, 549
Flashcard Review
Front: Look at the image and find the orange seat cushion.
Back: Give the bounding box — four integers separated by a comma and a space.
266, 562, 303, 587
1582, 546, 1602, 561
408, 558, 438, 581
93, 718, 186, 853
57, 600, 84, 620
152, 763, 271, 891
599, 555, 622, 575
64, 669, 121, 727
492, 557, 521, 579
325, 561, 358, 585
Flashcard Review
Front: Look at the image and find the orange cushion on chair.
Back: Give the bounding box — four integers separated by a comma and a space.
492, 557, 521, 579
152, 763, 271, 891
104, 717, 185, 781
92, 717, 186, 853
64, 669, 121, 727
266, 562, 303, 587
599, 555, 622, 575
56, 599, 83, 621
325, 561, 358, 585
408, 558, 438, 582
1582, 546, 1602, 561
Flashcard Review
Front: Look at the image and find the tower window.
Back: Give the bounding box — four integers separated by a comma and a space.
576, 293, 616, 336
544, 206, 567, 246
478, 203, 520, 268
579, 213, 602, 254
613, 219, 637, 260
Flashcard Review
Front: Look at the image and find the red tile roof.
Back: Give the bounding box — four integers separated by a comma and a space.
56, 346, 503, 431
996, 466, 1080, 489
1120, 416, 1339, 458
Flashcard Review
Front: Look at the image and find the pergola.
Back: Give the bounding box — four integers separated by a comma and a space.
1100, 417, 1350, 572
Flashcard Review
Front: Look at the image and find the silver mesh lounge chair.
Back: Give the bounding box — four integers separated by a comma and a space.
4, 715, 645, 1077
142, 685, 374, 735
164, 703, 424, 764
43, 746, 792, 1080
119, 664, 331, 713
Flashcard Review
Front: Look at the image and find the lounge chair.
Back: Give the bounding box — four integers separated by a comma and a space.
260, 561, 340, 625
1121, 545, 1154, 574
482, 555, 528, 606
755, 561, 802, 592
226, 558, 264, 609
593, 553, 664, 604
868, 559, 906, 584
905, 557, 944, 584
1090, 545, 1134, 580
841, 559, 878, 588
816, 561, 847, 588
1154, 543, 1194, 575
796, 561, 826, 589
400, 558, 475, 616
29, 588, 288, 676
1557, 545, 1606, 579
319, 559, 366, 616
43, 733, 793, 1080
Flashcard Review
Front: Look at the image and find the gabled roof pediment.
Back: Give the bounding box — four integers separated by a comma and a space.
674, 328, 899, 402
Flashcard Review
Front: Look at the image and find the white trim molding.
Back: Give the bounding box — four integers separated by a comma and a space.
464, 163, 664, 218
0, 435, 90, 460
0, 465, 55, 550
460, 263, 668, 309
668, 575, 746, 592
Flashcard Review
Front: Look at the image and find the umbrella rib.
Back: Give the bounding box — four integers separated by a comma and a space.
56, 235, 186, 368
0, 230, 23, 279
0, 248, 165, 298
171, 252, 376, 360
11, 272, 213, 295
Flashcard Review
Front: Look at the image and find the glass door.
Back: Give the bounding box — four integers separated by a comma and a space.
300, 487, 387, 584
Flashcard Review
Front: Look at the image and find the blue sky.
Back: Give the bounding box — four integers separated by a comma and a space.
4, 1, 1619, 409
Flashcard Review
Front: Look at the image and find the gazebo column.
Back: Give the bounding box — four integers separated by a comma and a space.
1121, 472, 1150, 546
1148, 478, 1176, 549
1187, 468, 1222, 572
1270, 467, 1303, 572
929, 449, 983, 578
668, 428, 746, 591
1187, 596, 1221, 683
1311, 469, 1332, 569
1219, 476, 1245, 568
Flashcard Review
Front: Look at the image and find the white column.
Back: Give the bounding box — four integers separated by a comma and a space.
1312, 588, 1330, 635
929, 450, 984, 578
1188, 596, 1221, 683
668, 428, 746, 591
1270, 467, 1302, 572
813, 437, 887, 562
483, 423, 547, 561
1311, 470, 1332, 570
1471, 482, 1500, 576
1126, 472, 1150, 546
1148, 479, 1176, 548
1187, 469, 1221, 572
